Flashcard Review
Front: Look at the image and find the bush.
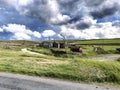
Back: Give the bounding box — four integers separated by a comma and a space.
117, 58, 120, 62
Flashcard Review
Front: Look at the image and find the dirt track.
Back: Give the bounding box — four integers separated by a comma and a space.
21, 48, 46, 56
90, 54, 120, 62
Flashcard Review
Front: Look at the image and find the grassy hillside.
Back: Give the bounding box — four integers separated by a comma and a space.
0, 40, 39, 46
0, 40, 120, 85
0, 40, 39, 50
74, 38, 120, 45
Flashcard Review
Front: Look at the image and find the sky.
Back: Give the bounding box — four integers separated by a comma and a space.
0, 0, 120, 41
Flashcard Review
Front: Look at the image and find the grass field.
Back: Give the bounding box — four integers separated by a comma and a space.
0, 39, 120, 85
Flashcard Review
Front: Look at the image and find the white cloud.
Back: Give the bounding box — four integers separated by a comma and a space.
50, 14, 70, 25
47, 0, 70, 24
18, 0, 33, 6
60, 26, 87, 39
13, 32, 31, 40
42, 30, 56, 37
2, 24, 41, 40
3, 24, 32, 34
0, 27, 3, 32
60, 21, 120, 39
33, 31, 41, 38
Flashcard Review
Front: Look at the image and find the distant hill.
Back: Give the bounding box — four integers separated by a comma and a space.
74, 38, 120, 45
0, 40, 39, 49
1, 38, 119, 49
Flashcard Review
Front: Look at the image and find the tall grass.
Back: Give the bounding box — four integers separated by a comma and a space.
0, 49, 120, 84
0, 39, 120, 84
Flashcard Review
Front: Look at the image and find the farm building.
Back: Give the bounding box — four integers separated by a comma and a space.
40, 41, 65, 48
53, 41, 65, 48
40, 41, 53, 48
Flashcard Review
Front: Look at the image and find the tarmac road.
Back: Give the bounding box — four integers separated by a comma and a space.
0, 72, 119, 90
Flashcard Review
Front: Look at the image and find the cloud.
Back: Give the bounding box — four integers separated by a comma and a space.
42, 30, 56, 37
112, 21, 120, 27
2, 24, 41, 40
60, 21, 120, 39
5, 0, 71, 25
3, 24, 32, 34
0, 0, 120, 40
85, 0, 105, 7
0, 0, 120, 24
90, 5, 119, 19
32, 31, 41, 38
0, 27, 3, 32
60, 26, 84, 39
2, 0, 120, 27
67, 16, 96, 30
13, 32, 31, 40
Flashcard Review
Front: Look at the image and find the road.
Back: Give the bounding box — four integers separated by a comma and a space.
0, 72, 119, 90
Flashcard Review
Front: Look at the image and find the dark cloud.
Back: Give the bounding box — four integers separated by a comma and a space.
85, 0, 105, 7
76, 22, 91, 29
91, 5, 119, 19
57, 0, 80, 13
112, 21, 120, 27
68, 16, 81, 23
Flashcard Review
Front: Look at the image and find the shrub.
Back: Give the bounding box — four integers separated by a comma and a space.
117, 58, 120, 62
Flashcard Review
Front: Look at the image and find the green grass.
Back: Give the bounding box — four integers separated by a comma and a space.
28, 47, 82, 58
0, 40, 120, 85
81, 45, 120, 57
0, 49, 120, 85
29, 45, 120, 58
